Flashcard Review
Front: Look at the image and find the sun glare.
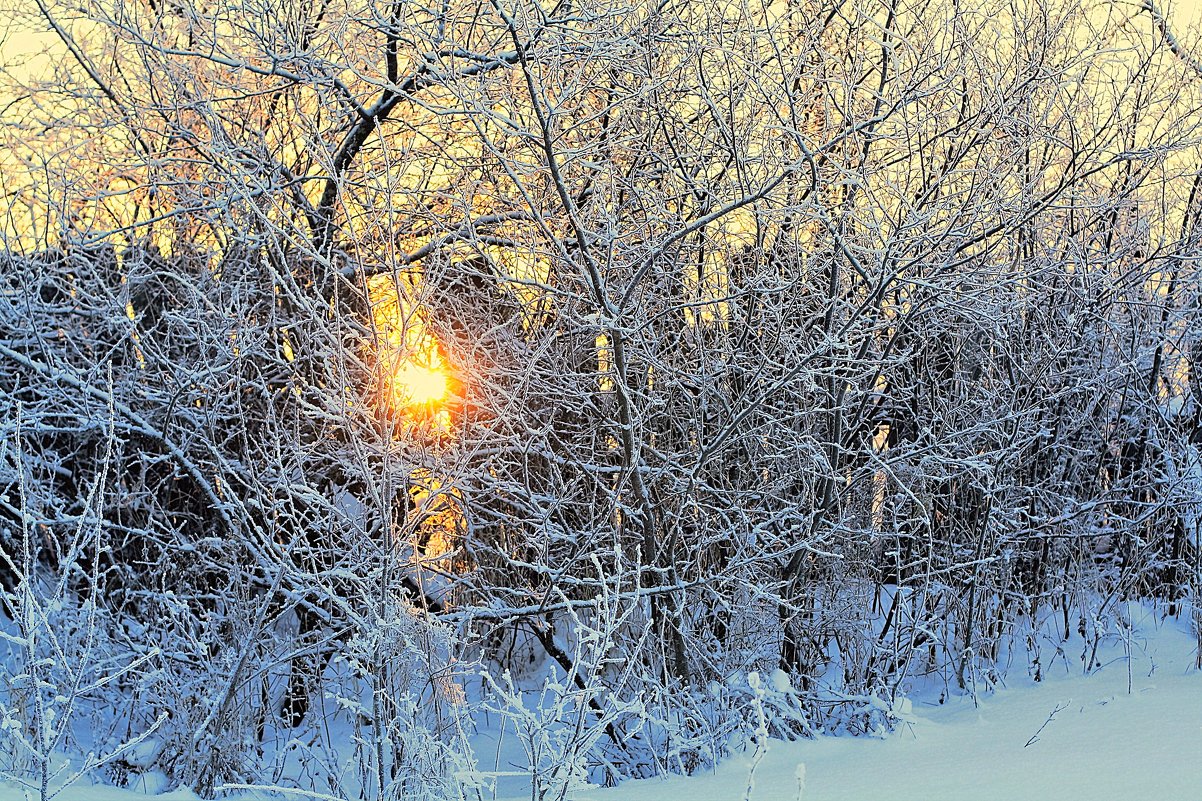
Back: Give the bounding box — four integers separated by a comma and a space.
367, 274, 454, 416
390, 358, 449, 407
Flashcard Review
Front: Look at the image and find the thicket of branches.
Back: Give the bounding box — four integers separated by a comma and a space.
1, 0, 1200, 796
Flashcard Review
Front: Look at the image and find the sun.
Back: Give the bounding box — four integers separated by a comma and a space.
367, 274, 455, 415
391, 359, 449, 407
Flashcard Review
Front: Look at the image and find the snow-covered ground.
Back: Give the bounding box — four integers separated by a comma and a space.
2, 607, 1198, 801
550, 610, 1202, 801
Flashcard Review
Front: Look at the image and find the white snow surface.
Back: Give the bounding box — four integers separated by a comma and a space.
1, 609, 1199, 801
546, 617, 1202, 801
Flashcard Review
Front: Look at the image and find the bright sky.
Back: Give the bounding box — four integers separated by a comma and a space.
1176, 0, 1202, 22
1166, 0, 1202, 49
3, 0, 1202, 78
0, 13, 54, 82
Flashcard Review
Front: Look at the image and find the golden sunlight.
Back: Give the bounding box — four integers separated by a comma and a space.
388, 356, 449, 408
368, 273, 454, 417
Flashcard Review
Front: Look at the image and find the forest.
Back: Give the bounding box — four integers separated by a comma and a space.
0, 0, 1199, 798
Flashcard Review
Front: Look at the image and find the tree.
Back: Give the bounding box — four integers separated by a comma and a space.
1, 0, 1201, 795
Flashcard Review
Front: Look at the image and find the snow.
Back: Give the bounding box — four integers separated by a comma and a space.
506, 614, 1202, 801
1, 609, 1198, 801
